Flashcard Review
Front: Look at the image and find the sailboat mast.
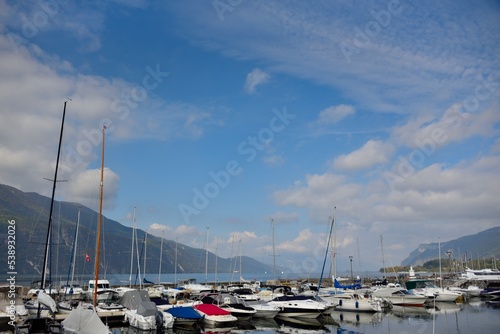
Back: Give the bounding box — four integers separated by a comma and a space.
272, 218, 276, 283
205, 227, 209, 284
143, 231, 148, 281
129, 207, 136, 287
239, 239, 242, 284
70, 208, 80, 287
318, 213, 334, 294
41, 100, 68, 291
158, 231, 164, 284
214, 236, 218, 288
380, 235, 386, 277
174, 238, 178, 287
93, 125, 106, 307
438, 238, 443, 290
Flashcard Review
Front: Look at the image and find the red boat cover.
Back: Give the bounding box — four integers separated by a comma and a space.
194, 304, 231, 315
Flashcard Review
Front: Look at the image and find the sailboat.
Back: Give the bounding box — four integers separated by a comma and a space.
62, 126, 110, 333
58, 208, 85, 313
323, 208, 384, 312
16, 102, 75, 333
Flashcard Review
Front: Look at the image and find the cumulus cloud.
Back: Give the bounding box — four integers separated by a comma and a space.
311, 105, 355, 127
63, 168, 120, 210
392, 103, 500, 151
333, 140, 395, 171
244, 68, 270, 94
0, 32, 215, 203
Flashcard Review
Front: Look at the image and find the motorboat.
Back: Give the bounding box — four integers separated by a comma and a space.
372, 284, 428, 307
404, 279, 463, 302
179, 278, 213, 296
84, 280, 115, 300
268, 295, 327, 319
200, 293, 257, 320
193, 302, 238, 327
164, 305, 203, 327
462, 267, 500, 281
61, 305, 109, 334
327, 292, 383, 312
246, 300, 282, 318
120, 290, 173, 330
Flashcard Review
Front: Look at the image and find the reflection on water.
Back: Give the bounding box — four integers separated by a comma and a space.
109, 299, 499, 334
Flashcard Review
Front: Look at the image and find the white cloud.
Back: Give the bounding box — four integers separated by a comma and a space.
391, 103, 500, 150
311, 105, 355, 127
244, 68, 270, 94
333, 140, 395, 171
263, 154, 284, 166
63, 168, 120, 210
0, 32, 216, 203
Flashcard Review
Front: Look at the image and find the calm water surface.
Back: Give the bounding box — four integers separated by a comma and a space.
109, 298, 499, 334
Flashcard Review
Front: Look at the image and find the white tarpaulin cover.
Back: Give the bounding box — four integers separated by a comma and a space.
62, 306, 108, 334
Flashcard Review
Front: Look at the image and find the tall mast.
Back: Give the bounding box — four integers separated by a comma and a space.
70, 207, 81, 287
380, 235, 386, 277
271, 218, 276, 282
158, 231, 164, 284
174, 237, 178, 287
41, 100, 68, 292
318, 213, 334, 295
93, 125, 106, 307
143, 231, 148, 281
129, 207, 136, 288
239, 239, 242, 283
332, 207, 337, 281
438, 238, 443, 290
205, 227, 209, 284
214, 236, 218, 287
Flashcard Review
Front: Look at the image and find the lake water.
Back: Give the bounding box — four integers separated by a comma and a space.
107, 298, 499, 334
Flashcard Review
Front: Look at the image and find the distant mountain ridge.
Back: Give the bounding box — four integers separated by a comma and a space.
0, 183, 273, 279
401, 226, 500, 266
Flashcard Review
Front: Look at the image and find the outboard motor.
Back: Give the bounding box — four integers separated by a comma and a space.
155, 310, 164, 333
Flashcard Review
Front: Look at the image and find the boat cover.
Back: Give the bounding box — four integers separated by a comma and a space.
166, 306, 202, 319
137, 301, 158, 317
334, 279, 362, 290
194, 303, 231, 315
62, 307, 108, 334
119, 290, 149, 309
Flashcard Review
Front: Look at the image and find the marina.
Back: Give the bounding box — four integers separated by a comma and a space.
1, 272, 499, 334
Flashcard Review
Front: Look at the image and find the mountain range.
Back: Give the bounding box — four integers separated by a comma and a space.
2, 183, 499, 281
401, 226, 500, 266
0, 183, 274, 281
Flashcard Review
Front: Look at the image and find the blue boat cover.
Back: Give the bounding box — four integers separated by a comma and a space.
334, 279, 362, 290
166, 306, 202, 320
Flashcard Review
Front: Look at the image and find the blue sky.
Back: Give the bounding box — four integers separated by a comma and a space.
1, 0, 499, 274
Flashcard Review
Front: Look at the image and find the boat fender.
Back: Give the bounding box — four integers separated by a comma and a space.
355, 301, 359, 309
339, 299, 342, 306
155, 311, 164, 332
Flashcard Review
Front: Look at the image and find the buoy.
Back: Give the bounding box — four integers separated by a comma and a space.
339, 299, 342, 306
355, 301, 359, 308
